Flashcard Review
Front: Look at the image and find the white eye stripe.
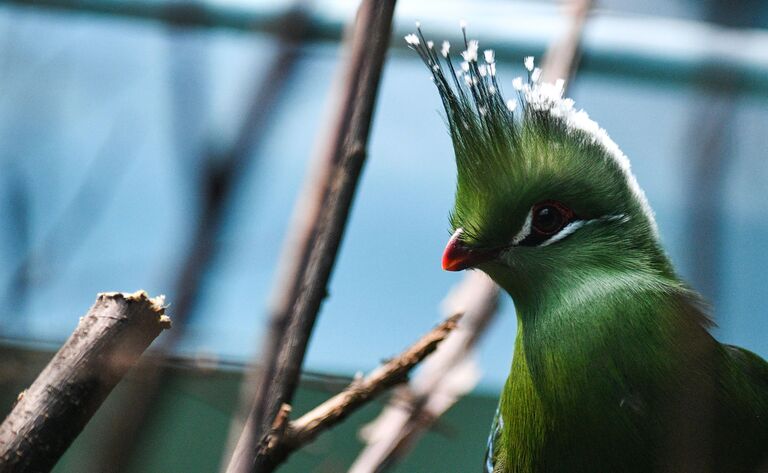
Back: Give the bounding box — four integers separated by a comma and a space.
511, 211, 629, 247
539, 213, 629, 247
539, 220, 587, 247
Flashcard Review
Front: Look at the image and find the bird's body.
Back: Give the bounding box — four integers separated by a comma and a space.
488, 274, 768, 472
406, 26, 768, 473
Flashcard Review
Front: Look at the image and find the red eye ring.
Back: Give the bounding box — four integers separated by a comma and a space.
531, 201, 574, 236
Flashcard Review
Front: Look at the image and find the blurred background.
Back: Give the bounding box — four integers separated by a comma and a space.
0, 0, 767, 471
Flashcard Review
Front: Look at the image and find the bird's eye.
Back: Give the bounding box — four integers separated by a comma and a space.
531, 201, 573, 236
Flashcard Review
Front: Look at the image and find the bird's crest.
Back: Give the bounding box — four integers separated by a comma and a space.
405, 22, 656, 238
405, 22, 531, 193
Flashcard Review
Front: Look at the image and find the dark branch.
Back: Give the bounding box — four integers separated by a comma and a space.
224, 1, 397, 472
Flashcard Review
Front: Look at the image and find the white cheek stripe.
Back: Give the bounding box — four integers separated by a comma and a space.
540, 213, 628, 247
539, 220, 587, 247
512, 212, 629, 247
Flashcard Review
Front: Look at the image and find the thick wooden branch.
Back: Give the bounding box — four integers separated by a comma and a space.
224, 1, 397, 472
0, 291, 170, 473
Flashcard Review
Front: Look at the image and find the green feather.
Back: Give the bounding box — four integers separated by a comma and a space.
407, 26, 768, 472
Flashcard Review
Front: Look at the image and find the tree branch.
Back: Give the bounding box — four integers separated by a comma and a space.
223, 1, 397, 472
0, 291, 171, 473
540, 0, 593, 85
258, 314, 461, 467
349, 273, 498, 473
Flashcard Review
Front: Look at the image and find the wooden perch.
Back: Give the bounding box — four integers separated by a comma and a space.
0, 291, 170, 473
256, 314, 461, 467
223, 1, 397, 472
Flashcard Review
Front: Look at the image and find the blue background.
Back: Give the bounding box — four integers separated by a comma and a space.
0, 0, 766, 393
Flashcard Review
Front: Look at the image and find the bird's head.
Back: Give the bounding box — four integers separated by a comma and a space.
407, 26, 670, 303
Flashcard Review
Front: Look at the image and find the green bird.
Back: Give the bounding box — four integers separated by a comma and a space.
406, 25, 768, 473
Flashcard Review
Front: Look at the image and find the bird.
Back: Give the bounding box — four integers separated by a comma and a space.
405, 24, 768, 473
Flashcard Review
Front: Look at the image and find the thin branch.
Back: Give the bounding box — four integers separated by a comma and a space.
349, 273, 498, 473
257, 314, 461, 467
540, 0, 593, 85
0, 291, 171, 473
350, 1, 595, 470
224, 1, 397, 472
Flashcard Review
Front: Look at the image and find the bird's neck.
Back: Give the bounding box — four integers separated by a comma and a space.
499, 244, 691, 398
510, 269, 686, 383
510, 266, 685, 373
495, 269, 707, 472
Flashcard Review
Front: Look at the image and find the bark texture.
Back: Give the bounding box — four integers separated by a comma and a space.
0, 291, 170, 473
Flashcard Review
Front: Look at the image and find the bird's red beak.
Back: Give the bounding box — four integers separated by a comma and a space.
442, 228, 500, 271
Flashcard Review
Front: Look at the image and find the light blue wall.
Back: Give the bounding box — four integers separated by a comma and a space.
0, 1, 766, 394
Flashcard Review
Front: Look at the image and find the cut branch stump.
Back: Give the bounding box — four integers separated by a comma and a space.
0, 291, 170, 473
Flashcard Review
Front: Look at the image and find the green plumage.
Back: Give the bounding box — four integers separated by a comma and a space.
489, 276, 768, 472
406, 27, 768, 472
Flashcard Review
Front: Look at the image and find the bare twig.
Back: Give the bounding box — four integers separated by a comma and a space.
349, 273, 498, 473
350, 1, 594, 470
0, 291, 170, 473
224, 1, 397, 472
260, 314, 461, 467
